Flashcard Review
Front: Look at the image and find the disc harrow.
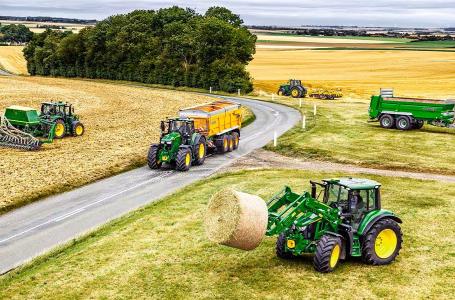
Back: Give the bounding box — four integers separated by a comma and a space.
0, 116, 41, 150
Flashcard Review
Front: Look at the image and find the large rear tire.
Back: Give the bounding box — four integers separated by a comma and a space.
396, 116, 412, 130
175, 148, 192, 171
313, 235, 342, 273
276, 233, 294, 259
147, 145, 162, 169
54, 119, 66, 139
194, 137, 206, 166
361, 218, 402, 265
379, 114, 395, 129
290, 86, 303, 98
217, 135, 229, 154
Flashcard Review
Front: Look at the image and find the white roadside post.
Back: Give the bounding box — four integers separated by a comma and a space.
272, 94, 275, 101
238, 89, 241, 96
273, 131, 277, 147
209, 86, 212, 94
313, 103, 317, 116
299, 98, 302, 108
302, 115, 306, 129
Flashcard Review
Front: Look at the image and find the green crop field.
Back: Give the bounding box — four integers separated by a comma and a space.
0, 169, 453, 299
261, 97, 455, 175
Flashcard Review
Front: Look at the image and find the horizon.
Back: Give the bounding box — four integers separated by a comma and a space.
1, 1, 454, 28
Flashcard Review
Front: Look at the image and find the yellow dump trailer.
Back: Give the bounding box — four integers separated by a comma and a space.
147, 100, 243, 172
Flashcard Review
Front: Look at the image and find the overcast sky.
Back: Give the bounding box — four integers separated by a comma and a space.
1, 0, 454, 27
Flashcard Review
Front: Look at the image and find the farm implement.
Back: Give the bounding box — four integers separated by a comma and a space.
369, 89, 455, 130
266, 178, 402, 272
277, 79, 308, 98
0, 102, 84, 150
309, 88, 343, 100
148, 100, 242, 171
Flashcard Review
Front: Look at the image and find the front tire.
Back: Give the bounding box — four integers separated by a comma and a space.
194, 137, 206, 166
362, 218, 402, 265
313, 235, 342, 273
276, 233, 294, 259
175, 148, 192, 171
379, 114, 395, 129
147, 145, 162, 169
72, 121, 85, 137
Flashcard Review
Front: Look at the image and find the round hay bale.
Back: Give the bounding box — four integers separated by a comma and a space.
204, 188, 268, 251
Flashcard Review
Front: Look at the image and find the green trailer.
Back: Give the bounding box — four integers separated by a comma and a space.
369, 89, 455, 130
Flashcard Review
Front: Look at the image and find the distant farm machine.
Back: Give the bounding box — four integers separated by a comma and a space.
0, 102, 84, 150
277, 79, 308, 98
148, 100, 242, 171
369, 89, 455, 130
309, 88, 343, 100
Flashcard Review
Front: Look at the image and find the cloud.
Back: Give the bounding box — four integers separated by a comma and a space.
0, 0, 454, 27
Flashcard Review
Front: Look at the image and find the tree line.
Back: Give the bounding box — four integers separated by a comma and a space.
23, 7, 257, 93
0, 24, 33, 44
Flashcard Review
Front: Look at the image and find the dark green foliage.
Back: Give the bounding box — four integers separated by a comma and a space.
0, 24, 33, 44
23, 7, 256, 93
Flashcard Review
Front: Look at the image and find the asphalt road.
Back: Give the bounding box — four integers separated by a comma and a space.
0, 96, 300, 274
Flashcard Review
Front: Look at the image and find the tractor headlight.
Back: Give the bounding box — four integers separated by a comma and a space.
166, 141, 172, 145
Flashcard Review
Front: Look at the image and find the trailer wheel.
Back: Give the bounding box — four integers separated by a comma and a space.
396, 116, 412, 130
361, 218, 402, 265
217, 135, 229, 154
147, 145, 162, 170
232, 132, 240, 150
276, 233, 294, 259
227, 135, 234, 152
194, 137, 206, 166
313, 235, 342, 273
379, 114, 395, 129
413, 120, 424, 129
176, 148, 192, 171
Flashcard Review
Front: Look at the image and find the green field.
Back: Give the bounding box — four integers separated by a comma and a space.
262, 97, 455, 175
0, 169, 453, 299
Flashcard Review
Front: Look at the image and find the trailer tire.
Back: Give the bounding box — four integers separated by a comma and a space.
227, 135, 234, 152
276, 233, 294, 259
379, 114, 395, 129
193, 137, 206, 166
396, 116, 412, 130
176, 148, 192, 171
413, 120, 424, 129
217, 135, 229, 154
232, 132, 240, 150
313, 235, 342, 273
147, 145, 162, 170
361, 218, 402, 265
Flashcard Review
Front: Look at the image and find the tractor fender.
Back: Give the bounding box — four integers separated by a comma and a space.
360, 214, 403, 238
192, 134, 206, 154
325, 231, 347, 260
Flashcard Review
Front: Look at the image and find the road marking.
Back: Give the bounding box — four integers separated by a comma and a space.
0, 171, 174, 245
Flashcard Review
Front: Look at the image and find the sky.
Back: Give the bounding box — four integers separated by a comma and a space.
1, 0, 455, 28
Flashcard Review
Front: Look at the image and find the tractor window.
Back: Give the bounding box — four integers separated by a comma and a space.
325, 184, 349, 205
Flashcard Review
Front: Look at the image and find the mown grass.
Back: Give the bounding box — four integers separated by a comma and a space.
260, 96, 455, 175
0, 169, 453, 299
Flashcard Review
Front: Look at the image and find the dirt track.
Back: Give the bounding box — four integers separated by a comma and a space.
229, 149, 455, 183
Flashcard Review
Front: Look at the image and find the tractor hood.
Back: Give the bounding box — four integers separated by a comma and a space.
161, 131, 181, 144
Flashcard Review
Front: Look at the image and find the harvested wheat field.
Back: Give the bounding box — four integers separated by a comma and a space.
0, 76, 212, 213
0, 46, 27, 75
249, 49, 455, 99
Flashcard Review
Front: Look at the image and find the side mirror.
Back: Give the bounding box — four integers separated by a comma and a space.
160, 122, 165, 133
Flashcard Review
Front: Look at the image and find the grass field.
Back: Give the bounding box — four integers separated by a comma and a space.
248, 48, 455, 174
0, 76, 213, 213
0, 46, 28, 74
0, 169, 453, 299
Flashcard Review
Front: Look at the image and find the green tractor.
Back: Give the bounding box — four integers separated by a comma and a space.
277, 79, 308, 98
147, 118, 209, 172
267, 178, 402, 272
0, 101, 85, 150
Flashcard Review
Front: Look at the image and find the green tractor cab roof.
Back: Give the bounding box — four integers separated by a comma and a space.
322, 178, 381, 190
42, 101, 68, 106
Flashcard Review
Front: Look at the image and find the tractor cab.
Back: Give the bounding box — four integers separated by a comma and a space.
312, 178, 381, 229
40, 102, 74, 119
289, 79, 302, 87
161, 118, 195, 138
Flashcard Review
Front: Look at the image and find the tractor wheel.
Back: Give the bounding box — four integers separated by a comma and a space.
54, 119, 66, 139
413, 120, 424, 129
232, 132, 240, 150
276, 233, 294, 259
175, 148, 192, 171
379, 114, 395, 129
396, 116, 412, 130
147, 145, 162, 170
361, 218, 402, 265
290, 87, 303, 98
217, 135, 229, 154
313, 235, 342, 273
194, 137, 206, 166
72, 121, 85, 137
277, 88, 285, 96
227, 135, 234, 152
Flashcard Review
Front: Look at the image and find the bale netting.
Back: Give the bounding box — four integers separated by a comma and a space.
204, 188, 268, 251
